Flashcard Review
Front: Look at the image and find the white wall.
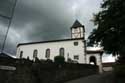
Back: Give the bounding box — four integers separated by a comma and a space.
16, 39, 85, 63
71, 27, 84, 39
103, 67, 113, 72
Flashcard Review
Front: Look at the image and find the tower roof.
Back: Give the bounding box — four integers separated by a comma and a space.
71, 20, 84, 28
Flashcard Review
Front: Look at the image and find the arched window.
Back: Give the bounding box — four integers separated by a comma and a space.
89, 56, 96, 65
59, 48, 64, 56
45, 48, 50, 59
20, 51, 23, 58
33, 49, 38, 59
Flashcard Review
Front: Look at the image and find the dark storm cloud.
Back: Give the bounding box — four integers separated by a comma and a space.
9, 0, 74, 41
0, 0, 14, 17
0, 0, 102, 55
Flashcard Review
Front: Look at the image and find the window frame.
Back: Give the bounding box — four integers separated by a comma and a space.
74, 55, 79, 60
45, 48, 50, 59
59, 48, 65, 56
20, 51, 23, 58
33, 49, 38, 59
74, 42, 78, 46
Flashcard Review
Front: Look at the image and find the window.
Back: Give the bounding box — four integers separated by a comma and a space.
74, 42, 78, 46
59, 48, 64, 56
45, 48, 50, 59
20, 51, 23, 58
33, 49, 38, 59
74, 55, 79, 60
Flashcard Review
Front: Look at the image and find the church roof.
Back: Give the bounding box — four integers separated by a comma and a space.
71, 20, 84, 28
0, 52, 13, 59
17, 38, 84, 47
86, 50, 103, 54
86, 47, 103, 54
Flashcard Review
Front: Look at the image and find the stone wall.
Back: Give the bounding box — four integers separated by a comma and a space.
0, 59, 98, 83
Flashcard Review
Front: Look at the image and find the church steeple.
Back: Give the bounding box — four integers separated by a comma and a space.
71, 20, 85, 39
71, 20, 83, 28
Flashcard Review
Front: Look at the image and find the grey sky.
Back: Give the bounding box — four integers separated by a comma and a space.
0, 0, 102, 55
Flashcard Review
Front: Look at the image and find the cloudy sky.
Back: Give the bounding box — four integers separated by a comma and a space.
0, 0, 115, 62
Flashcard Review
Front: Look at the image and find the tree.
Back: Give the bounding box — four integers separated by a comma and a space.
88, 0, 125, 57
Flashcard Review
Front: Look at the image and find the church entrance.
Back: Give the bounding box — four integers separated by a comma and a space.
89, 56, 96, 65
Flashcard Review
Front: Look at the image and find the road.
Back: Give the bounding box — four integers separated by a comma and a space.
64, 72, 113, 83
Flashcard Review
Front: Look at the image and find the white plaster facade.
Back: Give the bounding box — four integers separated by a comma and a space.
16, 20, 103, 73
16, 38, 86, 63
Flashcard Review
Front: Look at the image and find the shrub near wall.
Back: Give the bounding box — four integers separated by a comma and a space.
54, 56, 65, 64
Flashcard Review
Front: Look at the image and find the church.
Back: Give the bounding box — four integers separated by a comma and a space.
16, 20, 103, 72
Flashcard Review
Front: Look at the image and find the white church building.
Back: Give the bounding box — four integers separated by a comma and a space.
16, 20, 103, 72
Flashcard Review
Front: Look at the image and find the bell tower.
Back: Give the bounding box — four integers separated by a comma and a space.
71, 20, 85, 39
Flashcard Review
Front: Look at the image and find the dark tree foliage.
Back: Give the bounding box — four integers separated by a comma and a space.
88, 0, 125, 56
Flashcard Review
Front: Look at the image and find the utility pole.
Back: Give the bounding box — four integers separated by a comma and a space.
0, 0, 17, 53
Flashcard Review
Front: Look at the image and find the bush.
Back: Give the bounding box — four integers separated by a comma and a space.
45, 59, 53, 63
67, 58, 73, 63
35, 57, 40, 63
67, 58, 78, 64
54, 56, 65, 64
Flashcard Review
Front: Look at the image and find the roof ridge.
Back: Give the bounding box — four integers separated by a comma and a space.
17, 38, 84, 47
